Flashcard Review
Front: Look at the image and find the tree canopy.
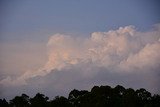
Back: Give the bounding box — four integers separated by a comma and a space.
0, 85, 160, 107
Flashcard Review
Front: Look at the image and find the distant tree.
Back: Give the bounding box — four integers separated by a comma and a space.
121, 88, 140, 107
106, 85, 125, 107
114, 85, 125, 96
30, 93, 49, 107
136, 88, 152, 106
49, 96, 72, 107
0, 99, 9, 107
149, 94, 160, 107
68, 89, 89, 106
1, 84, 160, 107
91, 85, 112, 95
73, 85, 113, 107
10, 94, 30, 107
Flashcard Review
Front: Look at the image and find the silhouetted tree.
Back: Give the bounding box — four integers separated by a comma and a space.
149, 94, 160, 107
68, 89, 89, 107
49, 96, 72, 107
121, 88, 140, 107
1, 85, 160, 107
0, 99, 9, 107
30, 93, 48, 107
10, 94, 30, 107
136, 88, 152, 106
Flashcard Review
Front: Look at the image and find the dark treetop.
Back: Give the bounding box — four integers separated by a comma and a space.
0, 85, 160, 107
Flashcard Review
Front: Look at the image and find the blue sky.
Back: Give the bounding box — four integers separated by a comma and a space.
0, 0, 160, 42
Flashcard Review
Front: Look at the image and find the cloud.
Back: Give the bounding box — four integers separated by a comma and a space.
0, 24, 160, 99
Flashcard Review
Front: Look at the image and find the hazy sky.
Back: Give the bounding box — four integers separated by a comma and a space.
0, 0, 160, 99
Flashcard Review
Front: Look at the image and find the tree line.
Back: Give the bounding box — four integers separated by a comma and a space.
0, 85, 160, 107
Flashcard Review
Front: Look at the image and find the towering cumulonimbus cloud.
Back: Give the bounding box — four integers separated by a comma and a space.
0, 24, 160, 99
43, 25, 160, 73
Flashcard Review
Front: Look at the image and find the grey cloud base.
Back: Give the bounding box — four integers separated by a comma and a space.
1, 64, 159, 100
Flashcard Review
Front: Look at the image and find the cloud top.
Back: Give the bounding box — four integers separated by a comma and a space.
43, 25, 160, 73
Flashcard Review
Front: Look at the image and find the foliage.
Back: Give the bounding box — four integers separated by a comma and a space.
0, 85, 160, 107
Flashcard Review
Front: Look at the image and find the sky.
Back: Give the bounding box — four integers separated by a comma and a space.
0, 0, 160, 100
